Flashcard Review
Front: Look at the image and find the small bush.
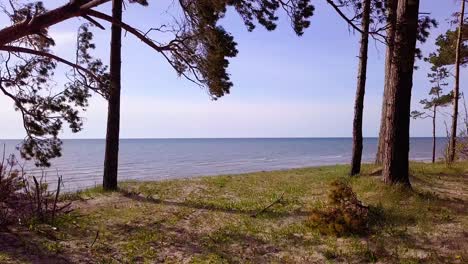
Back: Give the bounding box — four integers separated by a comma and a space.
0, 153, 69, 228
454, 135, 468, 160
308, 180, 369, 236
0, 154, 27, 227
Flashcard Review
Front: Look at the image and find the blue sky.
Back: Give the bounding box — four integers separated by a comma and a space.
1, 0, 466, 138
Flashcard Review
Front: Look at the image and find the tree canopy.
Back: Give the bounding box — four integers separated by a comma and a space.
0, 2, 110, 166
427, 27, 468, 67
411, 66, 452, 119
0, 0, 314, 166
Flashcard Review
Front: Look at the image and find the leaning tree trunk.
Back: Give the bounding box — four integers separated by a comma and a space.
432, 105, 436, 163
449, 0, 466, 162
376, 0, 398, 165
103, 0, 123, 191
350, 0, 371, 176
382, 0, 420, 186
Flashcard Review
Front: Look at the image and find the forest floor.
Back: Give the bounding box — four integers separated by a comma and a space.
0, 162, 467, 263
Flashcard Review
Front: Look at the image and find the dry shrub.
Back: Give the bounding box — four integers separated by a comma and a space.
308, 179, 369, 236
0, 152, 69, 228
454, 134, 468, 160
446, 96, 468, 163
0, 154, 27, 227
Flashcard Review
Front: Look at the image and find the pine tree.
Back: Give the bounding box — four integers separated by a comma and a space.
376, 0, 397, 165
449, 0, 465, 162
382, 0, 420, 186
411, 66, 452, 163
98, 0, 315, 190
324, 0, 388, 175
103, 0, 123, 191
375, 7, 437, 165
350, 0, 372, 176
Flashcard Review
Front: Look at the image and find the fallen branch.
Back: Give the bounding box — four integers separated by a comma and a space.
251, 192, 285, 218
90, 230, 99, 248
57, 202, 73, 212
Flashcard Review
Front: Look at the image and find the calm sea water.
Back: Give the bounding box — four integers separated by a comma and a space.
0, 138, 446, 191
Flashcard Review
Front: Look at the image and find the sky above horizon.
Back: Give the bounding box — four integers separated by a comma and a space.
1, 0, 467, 139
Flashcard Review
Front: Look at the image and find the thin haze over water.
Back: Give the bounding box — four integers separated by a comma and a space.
0, 138, 446, 191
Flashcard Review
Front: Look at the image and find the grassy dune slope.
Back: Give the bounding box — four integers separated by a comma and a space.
1, 163, 467, 263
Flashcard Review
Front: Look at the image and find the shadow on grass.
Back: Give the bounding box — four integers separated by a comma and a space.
411, 171, 467, 186
119, 189, 311, 219
366, 207, 468, 264
0, 229, 73, 264
411, 174, 467, 214
107, 220, 281, 263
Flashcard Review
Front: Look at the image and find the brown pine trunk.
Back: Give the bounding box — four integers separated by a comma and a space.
375, 87, 387, 165
382, 0, 420, 186
375, 0, 398, 165
432, 105, 436, 163
0, 1, 111, 46
350, 0, 371, 176
103, 0, 122, 191
449, 0, 466, 162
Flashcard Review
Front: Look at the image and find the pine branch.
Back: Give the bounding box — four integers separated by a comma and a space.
0, 45, 104, 85
84, 9, 171, 52
325, 0, 386, 44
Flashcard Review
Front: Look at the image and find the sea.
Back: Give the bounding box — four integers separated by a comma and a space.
0, 138, 447, 191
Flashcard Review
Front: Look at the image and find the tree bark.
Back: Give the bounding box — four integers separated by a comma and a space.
103, 0, 122, 191
375, 0, 398, 165
382, 0, 420, 186
449, 0, 466, 162
432, 105, 436, 163
350, 0, 371, 176
0, 0, 110, 46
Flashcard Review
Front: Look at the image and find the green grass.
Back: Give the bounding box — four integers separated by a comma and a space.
1, 162, 467, 263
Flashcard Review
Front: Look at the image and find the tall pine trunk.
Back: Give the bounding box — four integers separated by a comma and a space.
432, 105, 436, 163
103, 0, 122, 191
449, 0, 466, 162
376, 0, 397, 165
350, 0, 371, 176
382, 0, 420, 186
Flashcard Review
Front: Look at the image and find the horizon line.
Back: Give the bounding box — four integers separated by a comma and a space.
0, 136, 446, 140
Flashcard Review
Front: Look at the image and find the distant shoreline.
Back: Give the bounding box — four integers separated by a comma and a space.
0, 137, 446, 140
1, 138, 444, 192
68, 161, 436, 193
